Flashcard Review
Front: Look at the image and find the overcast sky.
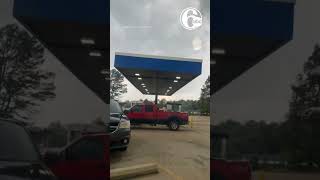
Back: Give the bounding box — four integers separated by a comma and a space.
213, 0, 320, 124
110, 0, 210, 101
0, 0, 107, 125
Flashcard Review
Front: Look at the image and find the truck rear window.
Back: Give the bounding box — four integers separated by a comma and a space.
132, 105, 143, 112
67, 137, 105, 160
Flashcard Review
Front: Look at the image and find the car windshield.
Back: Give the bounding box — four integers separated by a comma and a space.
0, 121, 39, 161
110, 100, 123, 114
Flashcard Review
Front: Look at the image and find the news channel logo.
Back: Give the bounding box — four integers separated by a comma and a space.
180, 7, 202, 30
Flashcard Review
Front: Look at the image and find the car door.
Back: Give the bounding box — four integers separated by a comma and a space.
129, 105, 144, 123
144, 105, 155, 124
51, 136, 108, 180
156, 107, 168, 123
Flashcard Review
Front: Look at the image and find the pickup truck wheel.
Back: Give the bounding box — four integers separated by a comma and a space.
169, 120, 180, 131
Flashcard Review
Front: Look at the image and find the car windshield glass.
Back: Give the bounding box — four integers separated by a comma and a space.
0, 121, 39, 161
110, 100, 122, 114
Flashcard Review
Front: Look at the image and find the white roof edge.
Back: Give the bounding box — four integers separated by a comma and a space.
115, 52, 203, 63
264, 0, 296, 4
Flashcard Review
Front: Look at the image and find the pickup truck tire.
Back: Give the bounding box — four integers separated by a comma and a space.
168, 120, 180, 131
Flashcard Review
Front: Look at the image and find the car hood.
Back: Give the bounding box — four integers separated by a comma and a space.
0, 161, 56, 180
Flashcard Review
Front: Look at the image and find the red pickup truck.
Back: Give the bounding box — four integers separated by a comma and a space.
125, 104, 189, 130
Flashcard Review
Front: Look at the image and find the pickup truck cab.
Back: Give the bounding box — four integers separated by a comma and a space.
125, 103, 189, 130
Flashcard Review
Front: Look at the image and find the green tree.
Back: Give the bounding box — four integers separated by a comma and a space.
158, 98, 167, 108
110, 68, 127, 100
0, 24, 55, 121
286, 44, 320, 164
199, 76, 210, 115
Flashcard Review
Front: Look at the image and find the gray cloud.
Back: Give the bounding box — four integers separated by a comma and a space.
111, 0, 210, 101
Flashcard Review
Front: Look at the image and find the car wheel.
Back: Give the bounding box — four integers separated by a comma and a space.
169, 120, 180, 131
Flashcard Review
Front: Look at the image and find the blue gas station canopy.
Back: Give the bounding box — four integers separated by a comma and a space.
114, 53, 202, 96
211, 0, 295, 94
13, 0, 109, 103
13, 0, 296, 99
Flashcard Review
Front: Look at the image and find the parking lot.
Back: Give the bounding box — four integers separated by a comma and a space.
110, 116, 210, 180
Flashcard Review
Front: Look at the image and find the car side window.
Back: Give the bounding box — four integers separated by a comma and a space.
132, 105, 142, 112
145, 105, 153, 112
67, 137, 105, 161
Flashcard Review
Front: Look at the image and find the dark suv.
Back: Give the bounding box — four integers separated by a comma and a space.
0, 120, 57, 180
109, 99, 131, 151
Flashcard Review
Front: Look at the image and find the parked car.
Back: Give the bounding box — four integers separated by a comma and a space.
109, 99, 131, 151
211, 129, 252, 180
0, 119, 57, 180
125, 103, 189, 130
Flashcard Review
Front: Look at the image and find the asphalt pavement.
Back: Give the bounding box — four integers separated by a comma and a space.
110, 116, 210, 180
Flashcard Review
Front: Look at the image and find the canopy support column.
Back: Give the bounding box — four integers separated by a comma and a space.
155, 94, 158, 104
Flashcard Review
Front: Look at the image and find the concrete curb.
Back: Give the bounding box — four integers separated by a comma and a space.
110, 163, 159, 180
